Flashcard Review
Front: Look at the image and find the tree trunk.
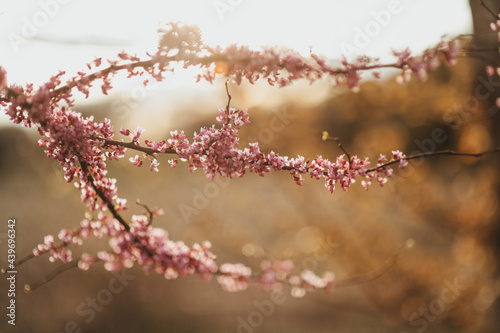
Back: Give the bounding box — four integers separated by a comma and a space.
468, 1, 500, 330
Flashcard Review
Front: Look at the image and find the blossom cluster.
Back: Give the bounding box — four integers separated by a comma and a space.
216, 260, 335, 297
392, 39, 459, 83
195, 38, 460, 90
126, 106, 408, 193
256, 260, 334, 297
0, 68, 126, 216
33, 213, 336, 296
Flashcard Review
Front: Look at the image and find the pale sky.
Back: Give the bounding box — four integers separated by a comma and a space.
0, 0, 473, 126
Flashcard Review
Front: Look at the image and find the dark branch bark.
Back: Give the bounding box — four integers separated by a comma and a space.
78, 158, 130, 231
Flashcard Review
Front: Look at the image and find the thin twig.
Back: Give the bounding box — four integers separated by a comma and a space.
25, 260, 79, 293
1, 253, 36, 274
136, 199, 154, 226
323, 132, 351, 161
225, 80, 232, 113
335, 238, 415, 288
366, 147, 500, 173
462, 51, 500, 66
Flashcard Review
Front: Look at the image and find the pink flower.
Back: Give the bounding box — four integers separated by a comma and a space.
44, 235, 55, 246
392, 150, 408, 168
120, 128, 131, 136
129, 155, 143, 167
486, 66, 495, 76
149, 159, 160, 172
78, 253, 95, 271
58, 230, 72, 243
132, 126, 144, 143
217, 263, 252, 292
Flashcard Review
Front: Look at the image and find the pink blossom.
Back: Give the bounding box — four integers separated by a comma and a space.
392, 150, 408, 168
120, 128, 130, 136
486, 66, 495, 76
149, 159, 160, 172
78, 253, 96, 271
132, 126, 144, 144
129, 155, 143, 167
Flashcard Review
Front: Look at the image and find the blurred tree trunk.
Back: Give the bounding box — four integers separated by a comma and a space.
468, 0, 500, 329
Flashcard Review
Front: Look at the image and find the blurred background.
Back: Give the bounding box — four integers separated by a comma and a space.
1, 1, 500, 332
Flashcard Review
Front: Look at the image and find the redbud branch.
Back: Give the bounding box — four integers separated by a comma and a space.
52, 58, 159, 97
22, 239, 413, 293
95, 133, 500, 182
0, 35, 463, 106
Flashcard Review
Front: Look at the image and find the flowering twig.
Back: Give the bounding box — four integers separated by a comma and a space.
18, 238, 414, 295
